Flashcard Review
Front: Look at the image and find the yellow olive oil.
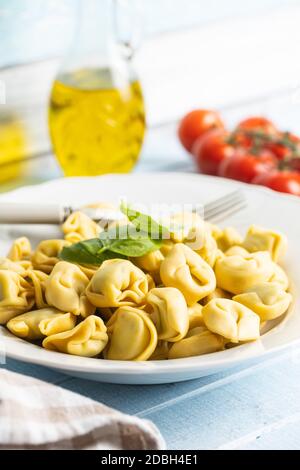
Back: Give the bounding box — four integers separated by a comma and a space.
0, 114, 27, 184
48, 68, 146, 176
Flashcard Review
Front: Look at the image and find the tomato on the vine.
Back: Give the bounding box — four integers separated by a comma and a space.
192, 129, 235, 176
178, 109, 224, 152
253, 171, 300, 196
219, 149, 276, 183
266, 132, 300, 160
236, 116, 278, 135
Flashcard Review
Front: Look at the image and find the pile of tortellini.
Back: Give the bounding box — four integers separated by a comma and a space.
0, 208, 293, 361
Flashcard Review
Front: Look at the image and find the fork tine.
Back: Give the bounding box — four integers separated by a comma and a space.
204, 189, 244, 214
206, 199, 247, 223
204, 189, 247, 222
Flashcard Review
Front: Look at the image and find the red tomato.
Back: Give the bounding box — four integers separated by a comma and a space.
266, 132, 300, 160
219, 149, 277, 183
192, 129, 235, 176
253, 171, 300, 196
237, 116, 278, 135
178, 109, 224, 152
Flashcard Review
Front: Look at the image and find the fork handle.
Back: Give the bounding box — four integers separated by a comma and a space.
0, 202, 72, 224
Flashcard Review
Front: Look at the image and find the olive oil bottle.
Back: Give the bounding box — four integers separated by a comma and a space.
49, 69, 145, 176
48, 0, 146, 176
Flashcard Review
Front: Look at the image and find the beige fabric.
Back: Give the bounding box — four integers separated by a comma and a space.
0, 369, 165, 450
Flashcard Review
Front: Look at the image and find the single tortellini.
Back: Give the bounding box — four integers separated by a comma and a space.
168, 326, 224, 359
86, 259, 148, 308
205, 222, 223, 240
160, 243, 216, 306
268, 263, 289, 290
45, 261, 95, 317
194, 230, 219, 267
43, 315, 108, 357
215, 251, 273, 295
134, 249, 164, 282
77, 264, 98, 280
187, 302, 204, 329
150, 341, 170, 360
62, 211, 101, 243
160, 240, 175, 257
26, 269, 48, 309
0, 271, 34, 324
7, 237, 31, 261
6, 308, 76, 340
242, 225, 287, 262
225, 246, 249, 257
105, 306, 157, 360
167, 212, 204, 243
31, 239, 71, 274
202, 298, 260, 343
202, 287, 231, 305
146, 287, 189, 342
233, 282, 292, 321
216, 227, 243, 252
0, 257, 31, 275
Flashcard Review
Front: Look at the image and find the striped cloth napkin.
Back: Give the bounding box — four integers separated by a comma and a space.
0, 369, 165, 450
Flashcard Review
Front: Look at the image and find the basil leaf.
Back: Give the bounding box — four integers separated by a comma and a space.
120, 202, 169, 240
59, 239, 125, 266
100, 226, 161, 257
107, 237, 161, 257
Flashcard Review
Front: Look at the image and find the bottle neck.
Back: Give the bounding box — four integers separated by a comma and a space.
57, 0, 136, 88
77, 0, 114, 55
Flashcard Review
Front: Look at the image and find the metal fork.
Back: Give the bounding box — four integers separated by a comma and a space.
203, 189, 247, 223
0, 189, 246, 224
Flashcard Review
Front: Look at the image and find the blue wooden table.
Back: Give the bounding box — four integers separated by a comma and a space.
3, 348, 300, 449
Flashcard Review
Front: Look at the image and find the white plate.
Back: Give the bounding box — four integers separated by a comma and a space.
0, 173, 299, 384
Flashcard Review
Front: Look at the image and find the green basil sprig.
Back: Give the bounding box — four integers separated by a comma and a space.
60, 225, 164, 268
59, 203, 170, 266
120, 202, 169, 240
59, 238, 121, 266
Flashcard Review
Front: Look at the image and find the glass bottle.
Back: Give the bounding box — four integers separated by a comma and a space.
48, 0, 145, 176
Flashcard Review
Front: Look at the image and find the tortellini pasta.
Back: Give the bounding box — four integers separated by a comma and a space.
31, 239, 71, 274
202, 298, 260, 342
242, 225, 287, 262
105, 306, 157, 360
233, 282, 292, 321
215, 227, 243, 252
134, 249, 164, 282
146, 287, 189, 342
225, 246, 249, 257
215, 251, 274, 295
0, 257, 31, 275
1, 208, 293, 362
43, 315, 108, 357
167, 212, 204, 243
0, 271, 34, 324
86, 259, 148, 308
168, 326, 224, 359
45, 261, 95, 317
150, 341, 170, 360
187, 302, 204, 329
160, 243, 216, 305
269, 263, 289, 290
26, 269, 48, 309
202, 287, 232, 305
62, 211, 101, 243
6, 308, 76, 340
8, 237, 31, 262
